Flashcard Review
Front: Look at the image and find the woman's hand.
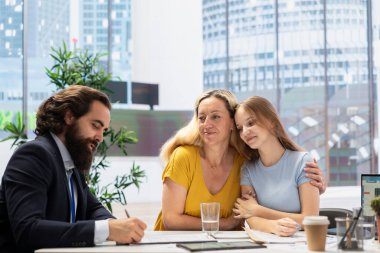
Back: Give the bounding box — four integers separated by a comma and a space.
233, 193, 258, 219
304, 159, 326, 194
270, 217, 298, 237
220, 213, 243, 230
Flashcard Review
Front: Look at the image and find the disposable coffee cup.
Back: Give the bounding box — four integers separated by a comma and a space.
303, 216, 330, 251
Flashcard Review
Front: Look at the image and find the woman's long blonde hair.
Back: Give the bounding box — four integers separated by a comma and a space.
159, 90, 242, 164
236, 96, 302, 162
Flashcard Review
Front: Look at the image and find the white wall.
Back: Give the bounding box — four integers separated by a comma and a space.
132, 0, 203, 110
103, 156, 163, 203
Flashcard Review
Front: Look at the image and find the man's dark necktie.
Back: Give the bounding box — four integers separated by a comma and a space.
69, 170, 76, 223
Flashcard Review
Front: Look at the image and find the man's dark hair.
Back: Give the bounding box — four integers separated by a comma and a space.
34, 85, 112, 136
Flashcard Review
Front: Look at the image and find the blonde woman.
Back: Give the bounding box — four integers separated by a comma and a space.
154, 90, 244, 230
233, 96, 320, 236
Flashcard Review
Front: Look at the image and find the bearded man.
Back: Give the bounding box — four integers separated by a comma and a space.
0, 85, 146, 253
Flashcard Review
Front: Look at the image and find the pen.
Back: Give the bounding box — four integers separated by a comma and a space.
125, 209, 130, 218
338, 207, 362, 249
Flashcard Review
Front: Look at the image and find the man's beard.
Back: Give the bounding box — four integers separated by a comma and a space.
65, 121, 99, 172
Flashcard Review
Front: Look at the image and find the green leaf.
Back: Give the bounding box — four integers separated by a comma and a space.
42, 41, 146, 212
0, 112, 28, 148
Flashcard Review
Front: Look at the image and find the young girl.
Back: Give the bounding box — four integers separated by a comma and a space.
233, 96, 319, 237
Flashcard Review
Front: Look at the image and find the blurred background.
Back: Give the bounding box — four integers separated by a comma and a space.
0, 1, 379, 215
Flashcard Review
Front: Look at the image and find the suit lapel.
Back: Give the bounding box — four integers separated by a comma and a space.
39, 134, 73, 222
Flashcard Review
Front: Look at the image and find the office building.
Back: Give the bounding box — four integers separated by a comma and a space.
80, 0, 132, 81
0, 0, 69, 112
203, 0, 379, 185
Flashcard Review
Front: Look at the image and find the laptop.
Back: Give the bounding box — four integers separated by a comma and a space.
361, 174, 380, 239
361, 174, 380, 216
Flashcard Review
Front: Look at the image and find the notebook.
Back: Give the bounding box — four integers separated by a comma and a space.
176, 241, 266, 252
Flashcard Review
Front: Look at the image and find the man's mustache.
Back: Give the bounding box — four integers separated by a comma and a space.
87, 139, 100, 152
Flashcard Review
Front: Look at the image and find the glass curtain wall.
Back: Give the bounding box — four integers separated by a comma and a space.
0, 0, 132, 137
326, 1, 371, 186
27, 0, 71, 134
277, 0, 327, 182
81, 0, 132, 85
0, 0, 23, 138
203, 0, 378, 186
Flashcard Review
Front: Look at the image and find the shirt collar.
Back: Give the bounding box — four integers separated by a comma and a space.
50, 132, 75, 172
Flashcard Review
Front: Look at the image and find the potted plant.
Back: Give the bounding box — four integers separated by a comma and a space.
1, 42, 145, 213
370, 196, 380, 241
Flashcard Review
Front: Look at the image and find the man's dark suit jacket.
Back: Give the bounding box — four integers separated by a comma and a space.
0, 133, 114, 253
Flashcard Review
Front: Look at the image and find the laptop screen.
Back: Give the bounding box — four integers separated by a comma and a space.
361, 174, 380, 216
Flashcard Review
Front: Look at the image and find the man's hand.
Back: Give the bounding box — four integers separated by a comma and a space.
108, 217, 147, 243
304, 158, 327, 194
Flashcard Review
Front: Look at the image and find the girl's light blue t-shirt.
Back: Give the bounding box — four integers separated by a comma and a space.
240, 149, 313, 213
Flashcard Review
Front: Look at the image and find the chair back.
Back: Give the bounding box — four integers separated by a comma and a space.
319, 208, 353, 228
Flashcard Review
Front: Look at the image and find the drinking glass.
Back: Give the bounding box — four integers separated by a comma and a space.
352, 207, 375, 242
200, 202, 220, 236
335, 217, 364, 251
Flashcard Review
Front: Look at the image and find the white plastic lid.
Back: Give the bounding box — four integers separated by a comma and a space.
302, 216, 330, 225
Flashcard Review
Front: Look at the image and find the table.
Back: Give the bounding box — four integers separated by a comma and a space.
35, 231, 380, 253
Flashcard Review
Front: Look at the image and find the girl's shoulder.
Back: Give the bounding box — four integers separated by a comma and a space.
285, 149, 313, 163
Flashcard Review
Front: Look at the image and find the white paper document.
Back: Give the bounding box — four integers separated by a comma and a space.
246, 229, 307, 244
211, 231, 250, 239
139, 231, 216, 244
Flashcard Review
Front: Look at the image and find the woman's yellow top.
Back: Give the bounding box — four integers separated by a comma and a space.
154, 145, 245, 230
